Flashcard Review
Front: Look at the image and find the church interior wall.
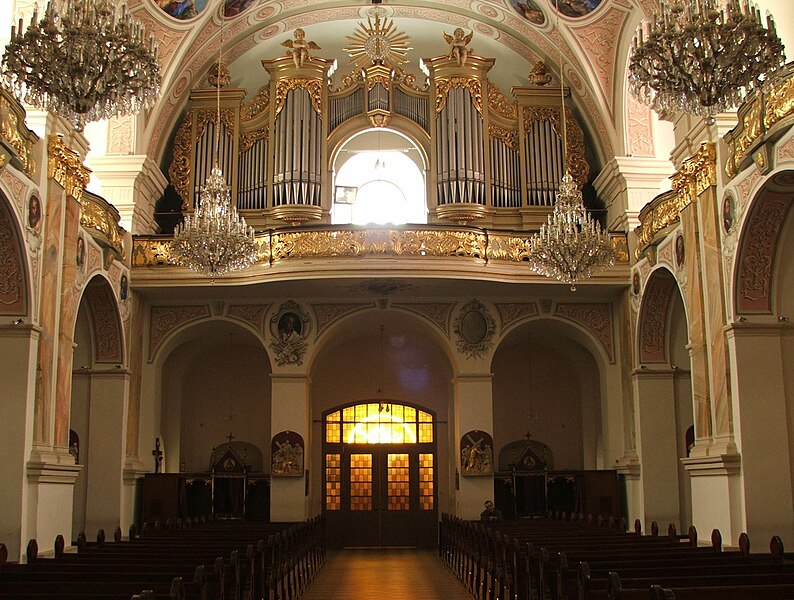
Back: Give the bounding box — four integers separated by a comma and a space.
492, 326, 597, 471
156, 320, 272, 474
308, 309, 455, 516
69, 302, 92, 540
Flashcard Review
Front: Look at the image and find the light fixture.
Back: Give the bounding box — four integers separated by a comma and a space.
1, 0, 161, 131
529, 2, 615, 291
172, 3, 258, 278
628, 0, 785, 123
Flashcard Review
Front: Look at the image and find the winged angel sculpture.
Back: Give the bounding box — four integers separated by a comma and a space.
443, 28, 474, 66
282, 28, 321, 68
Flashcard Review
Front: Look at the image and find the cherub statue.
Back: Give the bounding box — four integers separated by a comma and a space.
443, 28, 474, 67
281, 28, 321, 69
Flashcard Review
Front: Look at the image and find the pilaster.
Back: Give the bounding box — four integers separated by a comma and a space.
86, 155, 167, 234
270, 373, 310, 521
452, 373, 494, 519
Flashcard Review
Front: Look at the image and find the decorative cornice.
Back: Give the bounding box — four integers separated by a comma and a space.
47, 136, 90, 202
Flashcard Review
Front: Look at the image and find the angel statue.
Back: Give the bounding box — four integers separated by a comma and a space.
444, 28, 473, 67
282, 28, 321, 69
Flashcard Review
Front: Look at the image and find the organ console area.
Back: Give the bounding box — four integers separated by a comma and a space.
167, 17, 592, 233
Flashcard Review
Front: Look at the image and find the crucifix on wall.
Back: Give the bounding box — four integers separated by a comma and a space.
152, 437, 164, 473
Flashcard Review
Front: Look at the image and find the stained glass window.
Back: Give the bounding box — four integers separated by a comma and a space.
324, 403, 433, 444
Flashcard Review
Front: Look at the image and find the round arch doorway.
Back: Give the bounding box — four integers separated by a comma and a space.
322, 401, 437, 548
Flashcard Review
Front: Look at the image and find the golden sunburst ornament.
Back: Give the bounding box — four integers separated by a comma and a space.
344, 9, 412, 68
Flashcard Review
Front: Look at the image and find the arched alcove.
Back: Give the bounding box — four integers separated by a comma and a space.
157, 319, 271, 474
635, 267, 693, 529
308, 309, 454, 526
70, 275, 126, 538
492, 319, 602, 472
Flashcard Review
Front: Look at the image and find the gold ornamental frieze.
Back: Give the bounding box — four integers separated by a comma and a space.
132, 226, 624, 272
367, 73, 391, 91
488, 122, 518, 150
635, 190, 686, 256
764, 75, 794, 131
487, 82, 517, 120
274, 78, 324, 117
240, 127, 269, 153
169, 109, 193, 207
80, 191, 125, 259
132, 238, 177, 267
240, 85, 270, 121
487, 232, 532, 262
0, 92, 37, 178
47, 135, 90, 202
671, 141, 716, 207
724, 65, 793, 178
435, 77, 483, 114
523, 106, 589, 186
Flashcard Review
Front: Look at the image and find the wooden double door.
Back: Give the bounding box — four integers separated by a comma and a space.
324, 444, 437, 547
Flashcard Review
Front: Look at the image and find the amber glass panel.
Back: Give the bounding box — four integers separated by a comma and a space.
325, 454, 341, 510
387, 453, 410, 511
419, 453, 434, 510
350, 453, 373, 511
325, 422, 340, 443
418, 422, 433, 443
327, 403, 433, 444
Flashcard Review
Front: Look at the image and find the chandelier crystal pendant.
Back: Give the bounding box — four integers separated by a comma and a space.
172, 3, 258, 278
1, 0, 161, 131
172, 165, 258, 277
529, 173, 616, 291
628, 0, 785, 122
529, 1, 615, 291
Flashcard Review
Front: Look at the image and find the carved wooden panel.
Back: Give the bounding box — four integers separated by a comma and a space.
228, 303, 270, 334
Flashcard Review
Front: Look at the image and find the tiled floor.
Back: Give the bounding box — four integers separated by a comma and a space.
303, 548, 471, 599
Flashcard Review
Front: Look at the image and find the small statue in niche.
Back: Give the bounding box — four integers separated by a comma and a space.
461, 438, 492, 475
282, 28, 321, 69
272, 439, 303, 475
444, 28, 474, 66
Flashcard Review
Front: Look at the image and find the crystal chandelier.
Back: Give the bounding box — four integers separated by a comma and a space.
529, 1, 615, 291
530, 173, 616, 291
172, 9, 258, 278
628, 0, 785, 122
1, 0, 161, 131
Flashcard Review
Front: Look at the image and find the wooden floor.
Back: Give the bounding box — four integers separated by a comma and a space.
303, 548, 471, 599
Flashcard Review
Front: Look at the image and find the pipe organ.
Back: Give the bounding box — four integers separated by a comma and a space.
169, 31, 590, 231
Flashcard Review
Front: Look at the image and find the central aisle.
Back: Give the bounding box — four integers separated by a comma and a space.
303, 548, 471, 599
